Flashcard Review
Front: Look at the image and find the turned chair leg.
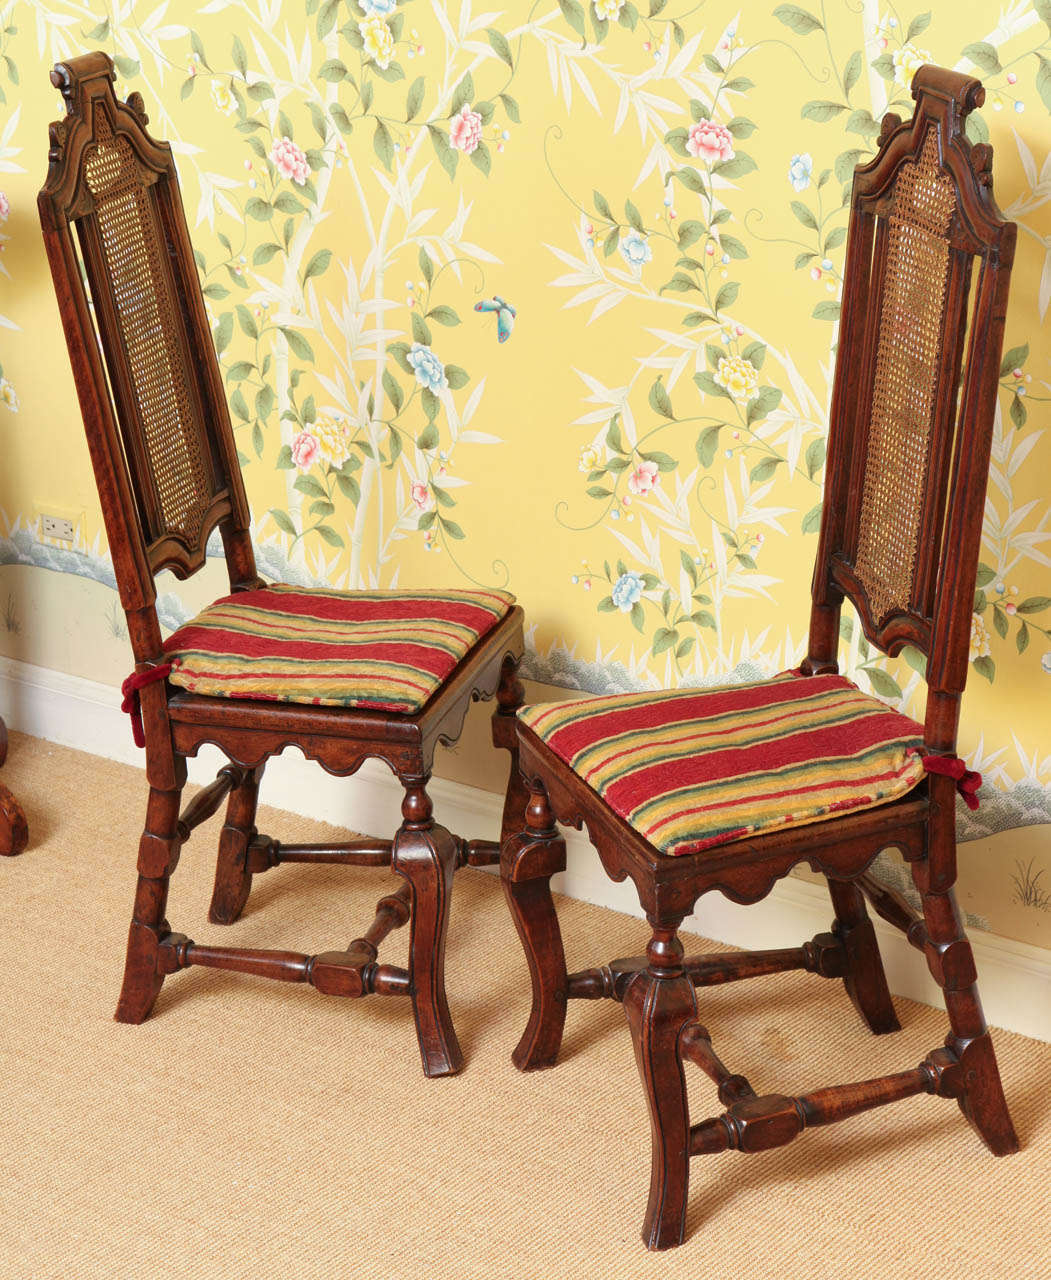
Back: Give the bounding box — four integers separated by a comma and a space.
915, 872, 1018, 1155
501, 779, 569, 1071
115, 761, 188, 1024
623, 923, 698, 1251
491, 654, 528, 848
208, 762, 266, 924
392, 778, 463, 1078
0, 782, 28, 857
827, 877, 900, 1035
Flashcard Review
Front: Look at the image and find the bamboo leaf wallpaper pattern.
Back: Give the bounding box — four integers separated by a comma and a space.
0, 1, 1049, 944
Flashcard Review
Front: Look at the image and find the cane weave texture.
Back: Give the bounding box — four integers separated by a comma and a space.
162, 583, 515, 713
83, 112, 212, 544
853, 129, 957, 624
519, 674, 927, 856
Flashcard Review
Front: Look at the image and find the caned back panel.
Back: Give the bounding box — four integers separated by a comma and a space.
849, 128, 961, 626
80, 110, 217, 548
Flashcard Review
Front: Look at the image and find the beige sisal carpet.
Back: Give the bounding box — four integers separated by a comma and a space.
0, 733, 1048, 1279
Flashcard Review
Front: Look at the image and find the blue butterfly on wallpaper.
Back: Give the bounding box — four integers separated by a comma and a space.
474, 295, 516, 343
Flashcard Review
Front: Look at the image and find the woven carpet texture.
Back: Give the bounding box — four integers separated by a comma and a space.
0, 734, 1048, 1279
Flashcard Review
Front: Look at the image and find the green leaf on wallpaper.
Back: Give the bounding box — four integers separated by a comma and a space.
234, 304, 257, 340
671, 21, 685, 47
1000, 344, 1029, 375
906, 11, 932, 41
673, 166, 705, 193
279, 328, 314, 361
695, 372, 730, 402
603, 227, 619, 257
963, 42, 1001, 75
652, 627, 678, 657
451, 72, 475, 116
593, 190, 614, 222
965, 112, 990, 146
557, 0, 587, 40
773, 5, 823, 36
649, 380, 674, 419
587, 485, 612, 499
725, 76, 755, 93
400, 76, 424, 124
231, 389, 248, 422
294, 475, 327, 499
373, 119, 394, 170
680, 550, 698, 584
382, 370, 403, 413
649, 0, 668, 17
690, 609, 717, 630
592, 11, 609, 42
661, 273, 699, 294
801, 503, 823, 534
992, 607, 1009, 640
256, 385, 275, 420
440, 517, 465, 541
253, 242, 282, 267
487, 28, 514, 68
87, 19, 110, 39
706, 343, 726, 369
427, 125, 458, 180
330, 104, 353, 135
823, 226, 846, 254
389, 341, 413, 374
747, 387, 782, 425
870, 53, 894, 82
676, 637, 695, 659
677, 220, 703, 248
270, 509, 296, 536
417, 510, 436, 532
805, 438, 826, 480
864, 667, 901, 700
834, 149, 865, 184
690, 98, 710, 123
386, 428, 403, 469
428, 305, 460, 327
597, 596, 617, 613
276, 445, 294, 471
1035, 54, 1051, 115
682, 310, 714, 327
416, 422, 439, 451
471, 142, 492, 176
845, 108, 880, 138
247, 80, 275, 102
1018, 597, 1051, 614
431, 485, 456, 509
790, 200, 818, 231
702, 54, 724, 75
273, 192, 304, 215
742, 341, 766, 369
417, 248, 434, 286
749, 457, 782, 485
303, 249, 332, 282
1017, 622, 1030, 654
665, 127, 690, 157
1010, 395, 1027, 428
318, 60, 347, 83
338, 472, 361, 504
252, 423, 264, 457
973, 655, 995, 684
630, 602, 645, 633
620, 2, 639, 30
713, 155, 756, 179
231, 34, 247, 77
445, 365, 470, 390
642, 451, 677, 472
213, 313, 233, 355
606, 416, 625, 453
372, 64, 406, 84
696, 426, 722, 468
411, 312, 433, 345
226, 361, 253, 382
801, 101, 846, 123
317, 0, 339, 38
623, 200, 644, 233
114, 55, 139, 79
813, 301, 841, 321
719, 235, 748, 259
975, 564, 996, 588
843, 50, 863, 97
202, 283, 230, 301
310, 500, 335, 518
498, 93, 521, 125
179, 76, 195, 101
421, 388, 440, 421
714, 282, 739, 312
607, 457, 630, 473
726, 117, 756, 139
316, 525, 345, 548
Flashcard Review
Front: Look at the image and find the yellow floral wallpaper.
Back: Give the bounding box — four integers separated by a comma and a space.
0, 1, 1049, 943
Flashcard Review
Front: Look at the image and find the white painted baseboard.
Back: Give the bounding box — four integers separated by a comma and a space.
1, 653, 1048, 1041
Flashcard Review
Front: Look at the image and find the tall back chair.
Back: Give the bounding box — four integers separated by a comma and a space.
39, 52, 526, 1078
502, 66, 1017, 1247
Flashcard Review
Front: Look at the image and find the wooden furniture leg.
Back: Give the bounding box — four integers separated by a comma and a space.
915, 869, 1018, 1155
209, 761, 266, 924
492, 655, 528, 848
393, 778, 462, 1078
501, 780, 569, 1071
0, 716, 28, 857
623, 923, 698, 1251
115, 759, 188, 1023
827, 877, 900, 1035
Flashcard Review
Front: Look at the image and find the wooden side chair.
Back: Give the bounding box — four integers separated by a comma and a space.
37, 52, 525, 1078
502, 66, 1018, 1247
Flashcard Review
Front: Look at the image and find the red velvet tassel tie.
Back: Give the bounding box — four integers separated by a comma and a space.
922, 754, 982, 811
120, 663, 173, 748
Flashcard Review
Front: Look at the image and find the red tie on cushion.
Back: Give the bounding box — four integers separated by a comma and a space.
922, 754, 982, 810
120, 663, 173, 748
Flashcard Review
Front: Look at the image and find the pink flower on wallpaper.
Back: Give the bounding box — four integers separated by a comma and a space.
0, 192, 9, 222
271, 137, 309, 185
627, 460, 660, 495
686, 120, 734, 165
449, 105, 483, 155
291, 430, 320, 471
411, 481, 434, 511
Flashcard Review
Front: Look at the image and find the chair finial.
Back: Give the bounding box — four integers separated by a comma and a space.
50, 51, 116, 115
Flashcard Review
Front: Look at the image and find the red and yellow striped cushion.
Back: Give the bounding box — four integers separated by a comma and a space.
162, 583, 514, 714
519, 674, 927, 856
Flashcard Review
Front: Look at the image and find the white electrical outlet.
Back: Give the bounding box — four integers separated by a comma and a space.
40, 515, 75, 541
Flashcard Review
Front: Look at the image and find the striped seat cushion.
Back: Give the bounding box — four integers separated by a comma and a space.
162, 584, 515, 714
518, 674, 927, 856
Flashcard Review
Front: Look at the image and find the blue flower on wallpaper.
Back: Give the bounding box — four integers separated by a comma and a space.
1042, 652, 1051, 674
619, 230, 652, 268
358, 0, 396, 16
611, 571, 645, 611
407, 343, 448, 391
788, 153, 813, 191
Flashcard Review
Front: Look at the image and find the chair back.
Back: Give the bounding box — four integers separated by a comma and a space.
38, 52, 256, 661
808, 66, 1015, 749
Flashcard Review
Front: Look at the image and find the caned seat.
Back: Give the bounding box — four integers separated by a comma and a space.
502, 66, 1019, 1250
38, 52, 527, 1079
164, 585, 515, 712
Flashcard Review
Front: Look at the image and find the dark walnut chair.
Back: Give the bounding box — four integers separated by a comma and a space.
0, 717, 28, 856
38, 52, 525, 1078
502, 66, 1018, 1247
